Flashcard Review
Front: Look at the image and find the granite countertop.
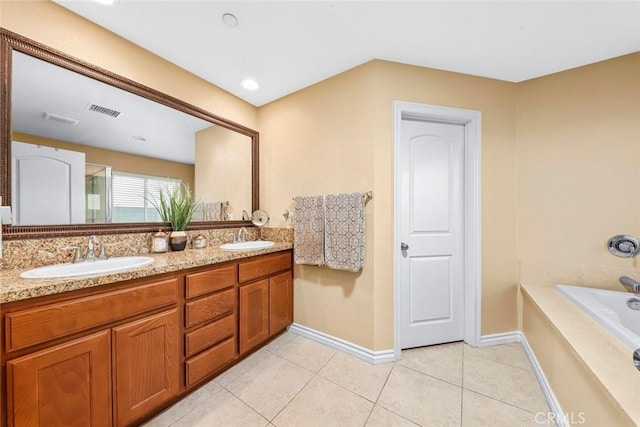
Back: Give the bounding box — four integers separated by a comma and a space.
0, 242, 293, 304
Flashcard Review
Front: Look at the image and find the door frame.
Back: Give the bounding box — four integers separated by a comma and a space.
393, 101, 482, 359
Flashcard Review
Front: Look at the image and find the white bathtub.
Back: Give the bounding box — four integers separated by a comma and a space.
555, 284, 640, 351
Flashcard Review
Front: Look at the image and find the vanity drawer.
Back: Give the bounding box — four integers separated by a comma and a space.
185, 288, 236, 328
185, 313, 236, 358
185, 264, 237, 299
185, 336, 236, 387
239, 252, 292, 283
5, 278, 178, 352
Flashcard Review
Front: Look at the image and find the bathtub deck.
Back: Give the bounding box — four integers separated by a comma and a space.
522, 284, 640, 425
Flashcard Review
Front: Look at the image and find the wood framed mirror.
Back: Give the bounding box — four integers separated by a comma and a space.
0, 29, 259, 239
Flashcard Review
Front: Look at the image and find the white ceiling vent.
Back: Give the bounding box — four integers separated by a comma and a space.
88, 103, 121, 118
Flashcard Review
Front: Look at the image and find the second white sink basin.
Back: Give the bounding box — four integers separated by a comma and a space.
20, 256, 154, 279
220, 241, 275, 251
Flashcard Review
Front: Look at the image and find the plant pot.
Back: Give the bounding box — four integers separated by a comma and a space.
170, 231, 188, 251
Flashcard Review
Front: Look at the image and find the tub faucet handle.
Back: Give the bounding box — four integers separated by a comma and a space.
619, 276, 640, 292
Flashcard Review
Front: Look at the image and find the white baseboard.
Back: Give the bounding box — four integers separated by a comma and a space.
288, 323, 396, 365
481, 331, 567, 427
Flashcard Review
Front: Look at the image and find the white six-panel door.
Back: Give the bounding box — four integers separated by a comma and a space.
399, 119, 465, 349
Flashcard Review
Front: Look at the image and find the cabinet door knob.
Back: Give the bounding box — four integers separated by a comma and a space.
400, 243, 409, 251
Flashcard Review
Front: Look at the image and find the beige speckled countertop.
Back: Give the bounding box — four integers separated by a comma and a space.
0, 242, 292, 304
522, 284, 640, 425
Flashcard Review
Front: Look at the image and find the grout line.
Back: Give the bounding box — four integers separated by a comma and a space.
462, 388, 539, 415
362, 402, 376, 426
395, 363, 464, 390
372, 360, 396, 404
461, 344, 548, 415
269, 370, 317, 424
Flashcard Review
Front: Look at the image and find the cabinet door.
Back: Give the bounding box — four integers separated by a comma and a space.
239, 279, 269, 354
269, 271, 293, 335
112, 309, 179, 427
6, 330, 111, 427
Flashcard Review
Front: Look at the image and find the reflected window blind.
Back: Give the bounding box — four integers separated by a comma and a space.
112, 172, 181, 222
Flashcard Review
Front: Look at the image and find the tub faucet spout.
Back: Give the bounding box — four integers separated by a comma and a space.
619, 276, 640, 292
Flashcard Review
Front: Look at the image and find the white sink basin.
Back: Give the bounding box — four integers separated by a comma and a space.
220, 241, 275, 251
20, 256, 154, 279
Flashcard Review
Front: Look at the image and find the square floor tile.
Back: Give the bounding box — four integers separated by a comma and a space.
398, 341, 463, 386
463, 342, 532, 371
365, 405, 419, 427
462, 389, 543, 426
377, 365, 462, 426
273, 376, 373, 427
143, 383, 220, 427
263, 330, 296, 353
169, 389, 268, 427
463, 350, 549, 413
226, 353, 314, 420
319, 351, 393, 401
272, 333, 336, 372
215, 347, 275, 388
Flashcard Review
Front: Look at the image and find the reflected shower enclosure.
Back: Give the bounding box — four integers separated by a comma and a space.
85, 163, 111, 223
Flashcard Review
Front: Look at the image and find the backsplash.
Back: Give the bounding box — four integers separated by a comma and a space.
1, 227, 293, 270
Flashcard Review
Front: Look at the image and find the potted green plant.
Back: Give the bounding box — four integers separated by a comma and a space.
150, 183, 197, 251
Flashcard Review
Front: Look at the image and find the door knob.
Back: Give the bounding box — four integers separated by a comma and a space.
400, 243, 409, 251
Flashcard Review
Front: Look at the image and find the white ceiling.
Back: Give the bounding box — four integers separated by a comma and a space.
54, 0, 640, 107
12, 51, 211, 164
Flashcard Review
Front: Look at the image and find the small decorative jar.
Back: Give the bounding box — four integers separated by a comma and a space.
192, 234, 207, 249
151, 230, 169, 253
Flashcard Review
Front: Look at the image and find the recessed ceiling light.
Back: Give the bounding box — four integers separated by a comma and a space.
92, 0, 118, 5
222, 13, 239, 27
241, 78, 259, 91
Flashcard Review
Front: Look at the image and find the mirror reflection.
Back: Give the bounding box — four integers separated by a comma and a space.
10, 50, 253, 226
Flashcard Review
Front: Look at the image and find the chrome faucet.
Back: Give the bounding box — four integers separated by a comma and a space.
619, 276, 640, 292
235, 227, 247, 243
87, 235, 100, 261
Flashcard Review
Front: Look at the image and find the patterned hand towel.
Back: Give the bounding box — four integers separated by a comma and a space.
192, 202, 225, 221
324, 193, 365, 272
293, 195, 325, 266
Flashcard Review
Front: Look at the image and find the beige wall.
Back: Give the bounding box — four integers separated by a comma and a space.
259, 60, 519, 349
517, 53, 640, 290
195, 126, 252, 218
13, 132, 195, 188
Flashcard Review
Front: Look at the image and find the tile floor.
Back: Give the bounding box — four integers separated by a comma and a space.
144, 331, 553, 427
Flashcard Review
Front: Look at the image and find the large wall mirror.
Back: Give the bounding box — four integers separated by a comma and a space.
0, 29, 259, 239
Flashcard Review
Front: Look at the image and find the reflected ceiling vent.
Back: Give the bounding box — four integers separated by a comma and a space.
42, 112, 79, 126
88, 103, 121, 118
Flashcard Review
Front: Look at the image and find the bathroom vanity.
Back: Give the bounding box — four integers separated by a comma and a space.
0, 248, 293, 427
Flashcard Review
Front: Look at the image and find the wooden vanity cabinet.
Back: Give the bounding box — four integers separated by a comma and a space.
183, 263, 238, 388
112, 309, 180, 426
2, 275, 180, 427
1, 249, 293, 427
239, 252, 293, 355
6, 330, 112, 427
269, 271, 294, 334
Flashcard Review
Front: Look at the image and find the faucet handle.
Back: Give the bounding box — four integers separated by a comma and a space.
63, 246, 83, 263
98, 243, 116, 260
